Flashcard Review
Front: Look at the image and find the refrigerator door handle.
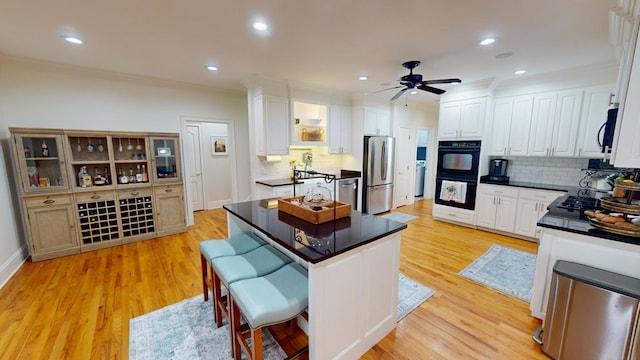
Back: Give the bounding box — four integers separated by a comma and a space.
381, 141, 387, 181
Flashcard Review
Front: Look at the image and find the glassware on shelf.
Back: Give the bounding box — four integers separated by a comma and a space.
86, 138, 94, 152
78, 166, 92, 187
118, 139, 123, 152
41, 140, 49, 157
77, 138, 82, 152
136, 138, 142, 150
97, 139, 104, 152
126, 139, 134, 151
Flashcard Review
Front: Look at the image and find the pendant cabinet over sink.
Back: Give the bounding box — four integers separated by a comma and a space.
9, 127, 188, 261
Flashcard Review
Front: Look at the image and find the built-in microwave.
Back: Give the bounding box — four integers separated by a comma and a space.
600, 107, 618, 153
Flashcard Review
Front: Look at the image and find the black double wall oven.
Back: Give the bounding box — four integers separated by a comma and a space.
435, 140, 481, 210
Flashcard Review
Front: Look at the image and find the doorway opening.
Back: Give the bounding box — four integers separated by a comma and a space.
415, 130, 428, 198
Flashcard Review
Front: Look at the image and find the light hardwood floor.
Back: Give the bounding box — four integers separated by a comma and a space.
0, 200, 547, 359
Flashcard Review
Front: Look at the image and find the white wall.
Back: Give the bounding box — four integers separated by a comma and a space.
0, 56, 250, 288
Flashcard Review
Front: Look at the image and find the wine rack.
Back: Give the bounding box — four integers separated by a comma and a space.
76, 193, 120, 246
119, 191, 155, 240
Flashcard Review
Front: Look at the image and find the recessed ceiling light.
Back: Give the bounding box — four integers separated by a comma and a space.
253, 22, 268, 31
479, 38, 495, 46
358, 75, 368, 81
514, 69, 527, 75
206, 65, 219, 71
410, 90, 418, 95
63, 36, 84, 45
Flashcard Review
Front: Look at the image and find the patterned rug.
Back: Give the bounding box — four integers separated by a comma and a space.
458, 244, 536, 302
129, 274, 434, 359
379, 212, 419, 223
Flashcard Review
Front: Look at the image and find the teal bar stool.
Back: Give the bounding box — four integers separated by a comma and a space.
230, 262, 309, 360
199, 232, 265, 303
210, 245, 292, 329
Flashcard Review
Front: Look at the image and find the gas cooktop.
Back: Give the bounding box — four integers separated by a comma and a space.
556, 196, 599, 211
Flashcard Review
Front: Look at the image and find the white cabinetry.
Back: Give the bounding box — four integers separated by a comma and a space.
528, 90, 583, 157
613, 19, 640, 167
432, 204, 475, 227
364, 107, 391, 135
328, 105, 352, 154
438, 98, 486, 139
513, 189, 564, 238
476, 184, 519, 232
576, 85, 615, 158
253, 94, 290, 155
488, 96, 533, 156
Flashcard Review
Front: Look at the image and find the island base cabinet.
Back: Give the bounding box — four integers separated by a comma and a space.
154, 184, 186, 237
308, 233, 400, 360
24, 195, 80, 261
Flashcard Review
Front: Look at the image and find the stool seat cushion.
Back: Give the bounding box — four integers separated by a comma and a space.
230, 263, 309, 329
199, 233, 265, 261
211, 245, 291, 286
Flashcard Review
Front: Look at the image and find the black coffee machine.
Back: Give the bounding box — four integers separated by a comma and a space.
487, 159, 509, 183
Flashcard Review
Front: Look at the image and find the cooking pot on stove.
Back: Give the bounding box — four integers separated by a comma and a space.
590, 175, 613, 191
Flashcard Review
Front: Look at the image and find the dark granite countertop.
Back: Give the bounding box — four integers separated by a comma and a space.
538, 190, 640, 246
223, 199, 406, 263
479, 178, 573, 192
256, 169, 361, 187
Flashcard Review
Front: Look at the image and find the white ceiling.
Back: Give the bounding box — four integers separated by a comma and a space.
0, 0, 618, 102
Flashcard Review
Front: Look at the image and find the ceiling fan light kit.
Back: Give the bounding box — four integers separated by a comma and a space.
377, 60, 462, 101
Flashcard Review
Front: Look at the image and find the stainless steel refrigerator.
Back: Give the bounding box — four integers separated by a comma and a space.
362, 136, 395, 214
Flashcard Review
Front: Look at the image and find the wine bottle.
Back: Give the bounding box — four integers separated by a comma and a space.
141, 165, 148, 182
135, 164, 143, 183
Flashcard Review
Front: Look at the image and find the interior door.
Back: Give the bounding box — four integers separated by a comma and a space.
186, 124, 204, 211
394, 127, 412, 207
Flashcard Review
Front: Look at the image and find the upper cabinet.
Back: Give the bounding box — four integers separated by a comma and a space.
613, 18, 640, 168
252, 94, 290, 155
528, 89, 583, 157
291, 101, 328, 146
363, 107, 391, 136
150, 135, 182, 183
488, 96, 533, 156
328, 105, 353, 154
438, 98, 485, 139
10, 129, 70, 194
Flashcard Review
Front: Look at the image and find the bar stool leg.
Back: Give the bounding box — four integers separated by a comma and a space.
211, 264, 223, 327
231, 295, 241, 360
200, 254, 209, 301
252, 328, 262, 360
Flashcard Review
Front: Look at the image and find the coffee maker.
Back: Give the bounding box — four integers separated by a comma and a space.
487, 159, 509, 183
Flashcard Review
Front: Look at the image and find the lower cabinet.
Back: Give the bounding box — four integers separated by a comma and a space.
432, 203, 476, 227
476, 185, 519, 232
23, 194, 80, 261
514, 189, 564, 238
154, 184, 186, 237
476, 184, 565, 240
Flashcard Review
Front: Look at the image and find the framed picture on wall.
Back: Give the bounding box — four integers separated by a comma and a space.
211, 136, 228, 155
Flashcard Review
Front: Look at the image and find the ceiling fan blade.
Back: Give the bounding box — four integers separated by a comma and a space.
390, 87, 408, 101
371, 85, 405, 94
417, 84, 446, 95
422, 78, 462, 85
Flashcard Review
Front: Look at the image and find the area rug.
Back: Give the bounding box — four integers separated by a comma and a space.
379, 212, 418, 223
130, 274, 435, 359
458, 244, 536, 302
397, 274, 436, 321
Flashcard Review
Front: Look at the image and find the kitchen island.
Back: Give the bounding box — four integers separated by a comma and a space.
223, 199, 406, 360
531, 193, 640, 319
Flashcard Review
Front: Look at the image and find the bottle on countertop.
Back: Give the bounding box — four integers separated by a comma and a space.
103, 166, 111, 185
128, 168, 136, 183
41, 140, 49, 157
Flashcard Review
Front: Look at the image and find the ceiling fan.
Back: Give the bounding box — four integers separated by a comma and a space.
377, 60, 462, 101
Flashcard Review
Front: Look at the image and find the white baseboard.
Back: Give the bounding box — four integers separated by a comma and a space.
0, 244, 28, 289
208, 199, 232, 209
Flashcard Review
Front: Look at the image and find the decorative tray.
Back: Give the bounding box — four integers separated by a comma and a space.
614, 180, 640, 191
599, 196, 640, 215
588, 217, 640, 237
278, 196, 351, 224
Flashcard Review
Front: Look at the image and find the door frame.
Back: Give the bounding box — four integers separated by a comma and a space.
416, 125, 436, 199
180, 116, 238, 225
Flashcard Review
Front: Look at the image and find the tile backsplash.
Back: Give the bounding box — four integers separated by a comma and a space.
503, 157, 589, 186
257, 147, 345, 180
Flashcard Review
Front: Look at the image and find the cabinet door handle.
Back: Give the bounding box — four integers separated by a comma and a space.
535, 203, 538, 211
507, 147, 511, 155
91, 194, 101, 199
498, 197, 501, 205
43, 199, 55, 204
503, 147, 507, 155
130, 191, 140, 196
165, 188, 173, 193
551, 147, 555, 156
493, 197, 496, 205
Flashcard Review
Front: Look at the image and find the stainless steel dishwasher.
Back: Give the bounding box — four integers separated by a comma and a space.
338, 178, 358, 211
533, 260, 640, 359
